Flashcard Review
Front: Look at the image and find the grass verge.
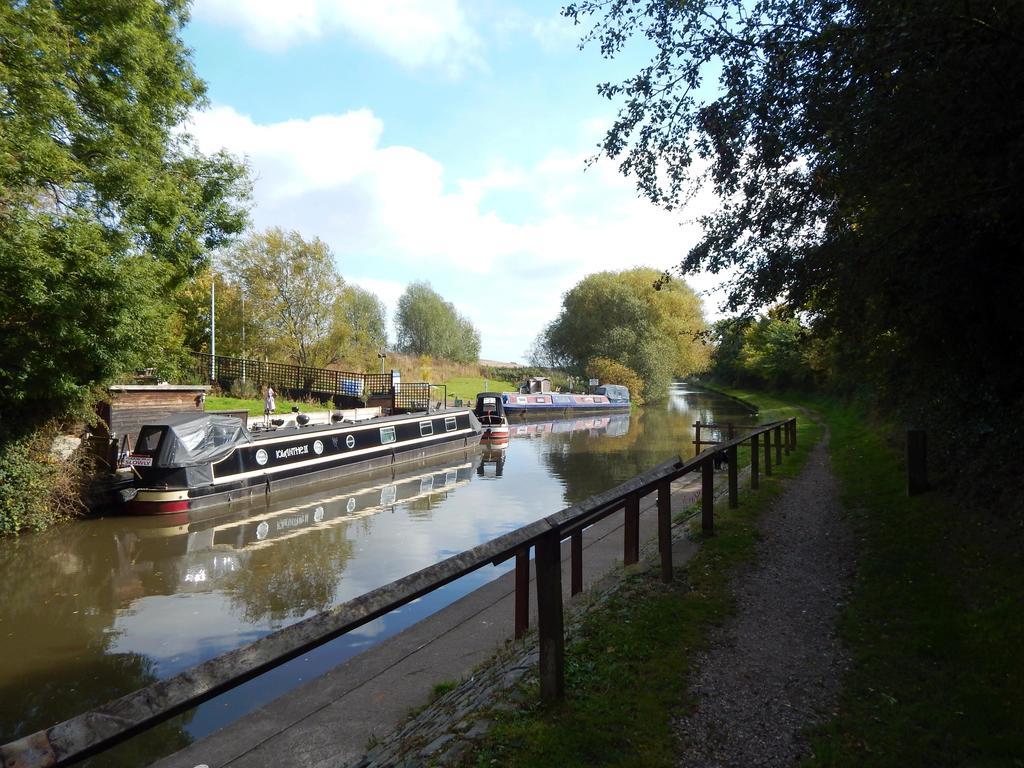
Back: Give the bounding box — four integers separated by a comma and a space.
204, 395, 323, 417
443, 376, 518, 403
462, 399, 819, 767
800, 400, 1024, 767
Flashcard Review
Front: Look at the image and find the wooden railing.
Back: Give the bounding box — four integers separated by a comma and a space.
0, 418, 798, 767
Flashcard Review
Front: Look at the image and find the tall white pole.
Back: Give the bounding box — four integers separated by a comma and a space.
210, 277, 216, 381
241, 290, 246, 382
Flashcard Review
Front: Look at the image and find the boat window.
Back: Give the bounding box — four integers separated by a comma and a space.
380, 426, 396, 445
445, 416, 457, 432
420, 420, 433, 437
136, 426, 165, 453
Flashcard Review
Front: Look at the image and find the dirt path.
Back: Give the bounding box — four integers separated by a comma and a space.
675, 427, 856, 767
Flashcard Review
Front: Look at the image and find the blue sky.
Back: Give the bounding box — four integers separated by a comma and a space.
182, 0, 722, 363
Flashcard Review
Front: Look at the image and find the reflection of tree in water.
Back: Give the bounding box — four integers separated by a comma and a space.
224, 526, 355, 623
405, 493, 441, 518
0, 522, 193, 765
539, 407, 699, 503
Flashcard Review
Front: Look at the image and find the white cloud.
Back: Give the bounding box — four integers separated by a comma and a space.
187, 105, 725, 362
192, 0, 482, 75
491, 8, 580, 53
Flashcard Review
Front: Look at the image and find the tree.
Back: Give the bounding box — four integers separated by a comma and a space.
171, 268, 245, 358
565, 0, 1024, 428
394, 282, 480, 364
0, 0, 250, 423
542, 268, 708, 401
709, 309, 821, 389
334, 285, 388, 369
222, 229, 344, 368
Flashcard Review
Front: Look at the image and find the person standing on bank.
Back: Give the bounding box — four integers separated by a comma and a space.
264, 385, 276, 421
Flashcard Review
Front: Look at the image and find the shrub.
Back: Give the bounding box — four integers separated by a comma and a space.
228, 377, 260, 400
0, 425, 86, 536
587, 357, 644, 405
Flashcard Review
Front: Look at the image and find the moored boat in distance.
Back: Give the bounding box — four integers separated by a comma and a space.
501, 381, 631, 419
473, 392, 511, 441
123, 407, 482, 514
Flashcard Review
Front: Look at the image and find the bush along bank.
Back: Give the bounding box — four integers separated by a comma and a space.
461, 395, 819, 767
0, 424, 87, 536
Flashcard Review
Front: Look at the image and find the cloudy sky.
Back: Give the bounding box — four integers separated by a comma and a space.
183, 0, 723, 363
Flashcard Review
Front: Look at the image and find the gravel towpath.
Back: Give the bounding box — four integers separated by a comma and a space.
675, 426, 856, 767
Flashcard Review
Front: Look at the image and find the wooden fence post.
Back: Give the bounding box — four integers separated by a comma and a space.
570, 531, 583, 595
763, 428, 773, 476
515, 549, 529, 639
907, 429, 928, 496
702, 458, 714, 534
694, 420, 702, 452
728, 444, 739, 508
624, 495, 640, 566
783, 421, 791, 455
791, 419, 798, 450
535, 531, 565, 702
774, 425, 783, 465
658, 479, 673, 583
751, 434, 760, 489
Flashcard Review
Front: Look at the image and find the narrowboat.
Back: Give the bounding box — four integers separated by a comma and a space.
500, 384, 631, 418
473, 392, 510, 441
122, 408, 482, 514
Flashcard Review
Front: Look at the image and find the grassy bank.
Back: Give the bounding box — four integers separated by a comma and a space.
802, 400, 1024, 766
204, 395, 322, 417
443, 376, 518, 403
464, 397, 818, 767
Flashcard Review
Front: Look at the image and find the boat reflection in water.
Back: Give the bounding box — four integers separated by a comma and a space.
119, 451, 479, 596
476, 443, 507, 478
509, 412, 632, 440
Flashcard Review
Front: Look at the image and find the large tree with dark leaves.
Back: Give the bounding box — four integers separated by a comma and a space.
565, 1, 1024, 435
0, 0, 249, 423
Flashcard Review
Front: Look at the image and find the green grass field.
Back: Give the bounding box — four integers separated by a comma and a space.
442, 376, 518, 403
204, 395, 323, 417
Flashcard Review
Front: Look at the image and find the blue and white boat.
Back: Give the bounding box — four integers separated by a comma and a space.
501, 384, 630, 418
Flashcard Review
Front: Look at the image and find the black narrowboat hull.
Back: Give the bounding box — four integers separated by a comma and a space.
127, 409, 481, 514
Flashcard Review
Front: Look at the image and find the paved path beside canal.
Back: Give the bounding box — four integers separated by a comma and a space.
674, 428, 856, 767
151, 467, 710, 768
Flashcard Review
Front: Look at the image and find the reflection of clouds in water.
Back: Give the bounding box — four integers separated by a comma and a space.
346, 616, 388, 641
111, 592, 267, 677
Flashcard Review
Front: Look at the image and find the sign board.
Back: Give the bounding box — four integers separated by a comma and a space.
391, 369, 401, 386
125, 454, 153, 467
588, 378, 599, 387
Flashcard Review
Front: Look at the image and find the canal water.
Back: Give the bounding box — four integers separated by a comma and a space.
0, 383, 755, 765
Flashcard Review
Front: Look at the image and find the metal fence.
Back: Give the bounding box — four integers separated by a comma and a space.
191, 354, 440, 413
191, 353, 367, 399
0, 418, 798, 767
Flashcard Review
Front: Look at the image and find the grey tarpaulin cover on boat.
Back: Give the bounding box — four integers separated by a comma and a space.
155, 414, 251, 468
